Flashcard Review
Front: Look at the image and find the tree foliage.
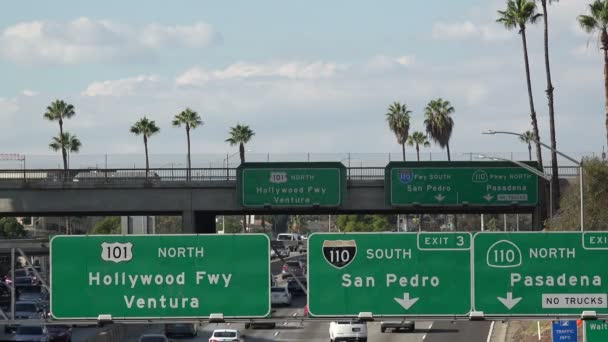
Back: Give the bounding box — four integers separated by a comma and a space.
336, 215, 395, 232
90, 217, 120, 235
0, 218, 26, 239
547, 158, 608, 230
155, 216, 182, 234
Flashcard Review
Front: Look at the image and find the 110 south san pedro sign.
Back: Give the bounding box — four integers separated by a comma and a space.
51, 235, 270, 319
387, 162, 539, 207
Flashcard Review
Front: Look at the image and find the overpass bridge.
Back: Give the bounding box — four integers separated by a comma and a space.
0, 163, 577, 232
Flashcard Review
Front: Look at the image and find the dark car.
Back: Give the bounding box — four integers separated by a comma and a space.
164, 323, 197, 337
287, 276, 307, 295
46, 324, 72, 342
380, 320, 415, 333
281, 261, 305, 279
5, 301, 44, 333
14, 276, 34, 286
0, 282, 10, 310
17, 285, 48, 302
15, 325, 47, 342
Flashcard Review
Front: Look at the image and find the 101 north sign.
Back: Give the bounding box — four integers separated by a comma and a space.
307, 232, 472, 317
386, 162, 539, 207
51, 235, 270, 319
238, 162, 346, 208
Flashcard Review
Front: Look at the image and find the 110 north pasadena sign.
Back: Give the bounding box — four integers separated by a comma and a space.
50, 235, 270, 319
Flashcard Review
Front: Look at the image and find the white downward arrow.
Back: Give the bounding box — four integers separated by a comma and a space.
497, 292, 522, 310
484, 194, 494, 202
435, 194, 446, 202
394, 293, 419, 310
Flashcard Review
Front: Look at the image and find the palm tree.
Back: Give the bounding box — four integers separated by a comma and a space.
44, 100, 75, 171
537, 0, 561, 211
497, 0, 544, 168
49, 132, 82, 169
225, 124, 255, 164
424, 98, 455, 161
578, 0, 608, 150
407, 131, 431, 162
172, 108, 203, 180
519, 130, 536, 161
130, 117, 160, 172
385, 102, 412, 161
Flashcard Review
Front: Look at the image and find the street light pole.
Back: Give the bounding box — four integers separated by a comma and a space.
483, 130, 583, 231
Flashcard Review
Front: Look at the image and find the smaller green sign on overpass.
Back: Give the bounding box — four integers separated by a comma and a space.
386, 162, 539, 207
51, 234, 270, 319
239, 162, 346, 208
586, 320, 608, 341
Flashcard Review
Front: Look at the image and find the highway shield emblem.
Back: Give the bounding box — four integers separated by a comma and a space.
323, 240, 357, 269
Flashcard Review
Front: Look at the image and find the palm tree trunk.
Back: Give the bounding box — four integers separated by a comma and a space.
401, 143, 406, 161
239, 143, 245, 164
59, 119, 68, 178
521, 27, 543, 168
603, 29, 608, 150
528, 144, 532, 161
186, 126, 191, 181
416, 145, 420, 162
541, 0, 560, 212
446, 143, 451, 162
144, 136, 149, 172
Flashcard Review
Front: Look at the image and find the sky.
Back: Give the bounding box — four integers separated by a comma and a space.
0, 0, 604, 165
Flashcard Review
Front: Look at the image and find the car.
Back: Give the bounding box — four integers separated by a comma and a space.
138, 334, 169, 342
276, 233, 303, 252
165, 323, 198, 337
281, 261, 305, 279
329, 320, 367, 342
380, 320, 415, 333
17, 285, 48, 302
14, 276, 34, 286
15, 325, 47, 342
5, 301, 45, 333
0, 282, 10, 310
270, 286, 291, 306
209, 329, 245, 342
46, 324, 72, 342
287, 276, 307, 295
244, 321, 276, 329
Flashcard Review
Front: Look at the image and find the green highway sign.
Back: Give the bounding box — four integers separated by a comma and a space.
585, 320, 608, 341
308, 232, 472, 317
51, 235, 270, 319
238, 162, 346, 207
386, 162, 539, 207
474, 232, 608, 316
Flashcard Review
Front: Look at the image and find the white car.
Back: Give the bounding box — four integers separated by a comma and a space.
270, 286, 292, 306
329, 320, 368, 342
209, 329, 245, 342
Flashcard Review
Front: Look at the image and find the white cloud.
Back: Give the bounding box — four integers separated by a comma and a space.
81, 75, 159, 97
367, 55, 415, 70
0, 18, 220, 65
0, 97, 19, 115
175, 61, 345, 86
22, 89, 39, 97
432, 21, 511, 41
140, 22, 220, 48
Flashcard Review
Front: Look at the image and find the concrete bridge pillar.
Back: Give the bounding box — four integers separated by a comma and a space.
182, 211, 216, 234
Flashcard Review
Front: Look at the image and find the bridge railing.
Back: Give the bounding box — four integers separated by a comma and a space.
0, 166, 580, 185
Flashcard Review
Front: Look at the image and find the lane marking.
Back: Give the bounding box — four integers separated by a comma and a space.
486, 321, 495, 342
422, 322, 433, 340
273, 331, 280, 337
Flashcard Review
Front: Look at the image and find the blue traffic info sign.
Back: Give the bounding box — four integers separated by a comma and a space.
552, 320, 577, 341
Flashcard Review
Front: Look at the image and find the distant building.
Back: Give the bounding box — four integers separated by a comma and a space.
121, 216, 156, 234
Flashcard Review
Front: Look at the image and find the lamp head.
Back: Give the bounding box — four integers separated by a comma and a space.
482, 130, 496, 135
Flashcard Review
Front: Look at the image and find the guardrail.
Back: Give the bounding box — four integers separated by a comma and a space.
0, 166, 580, 185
